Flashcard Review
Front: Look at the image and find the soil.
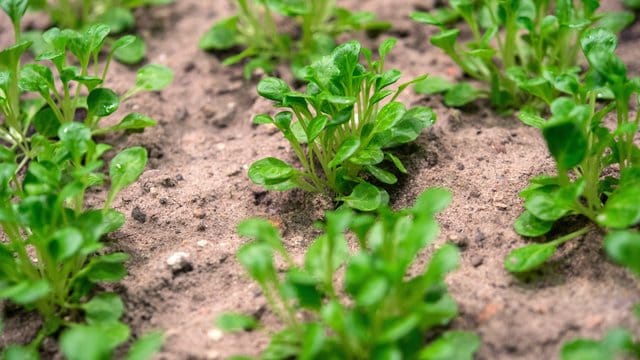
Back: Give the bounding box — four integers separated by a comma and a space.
1, 1, 640, 359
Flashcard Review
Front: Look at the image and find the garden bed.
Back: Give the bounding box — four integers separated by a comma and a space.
1, 0, 639, 359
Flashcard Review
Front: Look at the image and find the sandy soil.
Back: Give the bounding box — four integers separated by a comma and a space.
1, 1, 639, 359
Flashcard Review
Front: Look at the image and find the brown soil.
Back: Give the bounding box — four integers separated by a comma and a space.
1, 1, 640, 359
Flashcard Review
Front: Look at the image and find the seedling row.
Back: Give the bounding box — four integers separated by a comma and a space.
0, 0, 639, 359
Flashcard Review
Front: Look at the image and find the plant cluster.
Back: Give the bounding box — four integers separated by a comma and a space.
560, 231, 640, 359
0, 2, 172, 357
199, 0, 390, 78
504, 28, 640, 273
218, 188, 479, 359
249, 39, 434, 211
411, 0, 634, 111
20, 0, 173, 64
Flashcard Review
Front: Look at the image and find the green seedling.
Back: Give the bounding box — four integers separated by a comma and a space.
0, 10, 173, 175
249, 39, 435, 211
199, 0, 390, 78
561, 328, 640, 360
560, 230, 640, 360
411, 0, 634, 111
218, 188, 480, 359
505, 28, 640, 273
0, 6, 168, 357
23, 0, 173, 64
0, 138, 152, 356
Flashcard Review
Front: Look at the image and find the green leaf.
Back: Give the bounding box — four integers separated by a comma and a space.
257, 77, 290, 102
328, 136, 361, 168
375, 102, 406, 132
505, 243, 557, 273
597, 186, 640, 229
597, 11, 635, 34
237, 242, 275, 285
110, 113, 157, 132
248, 157, 296, 186
109, 146, 148, 194
444, 83, 479, 107
410, 9, 459, 25
414, 76, 454, 95
580, 28, 618, 55
82, 293, 125, 324
135, 64, 173, 92
114, 35, 145, 65
99, 7, 135, 33
59, 122, 92, 159
378, 38, 397, 60
125, 332, 164, 360
199, 16, 240, 50
542, 119, 587, 170
514, 211, 554, 237
60, 323, 130, 360
364, 165, 397, 184
48, 227, 83, 262
88, 88, 120, 117
306, 115, 328, 142
215, 313, 259, 332
81, 253, 130, 283
349, 147, 384, 165
111, 35, 136, 53
19, 64, 54, 94
340, 183, 386, 211
2, 345, 39, 360
0, 280, 50, 304
33, 106, 61, 137
430, 29, 460, 54
413, 187, 453, 216
604, 231, 640, 276
419, 331, 480, 360
0, 0, 28, 25
518, 111, 545, 129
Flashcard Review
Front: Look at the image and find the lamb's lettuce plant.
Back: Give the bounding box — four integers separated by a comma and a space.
560, 231, 640, 360
218, 188, 480, 359
411, 0, 634, 111
0, 4, 168, 357
23, 0, 174, 64
0, 9, 173, 175
249, 39, 435, 211
505, 28, 640, 273
199, 0, 389, 78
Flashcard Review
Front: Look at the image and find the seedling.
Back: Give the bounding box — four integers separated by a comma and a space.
411, 0, 634, 110
505, 28, 640, 273
199, 0, 390, 78
23, 0, 174, 64
560, 231, 640, 360
0, 9, 173, 175
0, 5, 169, 357
218, 188, 480, 359
249, 39, 435, 211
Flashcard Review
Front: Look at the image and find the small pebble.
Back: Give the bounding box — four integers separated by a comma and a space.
166, 252, 192, 273
207, 328, 224, 341
193, 208, 206, 219
197, 240, 209, 248
471, 256, 484, 267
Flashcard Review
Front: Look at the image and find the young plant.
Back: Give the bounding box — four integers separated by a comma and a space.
505, 28, 640, 273
0, 9, 173, 175
248, 39, 435, 211
218, 188, 480, 359
199, 0, 389, 78
560, 232, 640, 360
23, 0, 174, 64
0, 6, 168, 357
411, 0, 634, 111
